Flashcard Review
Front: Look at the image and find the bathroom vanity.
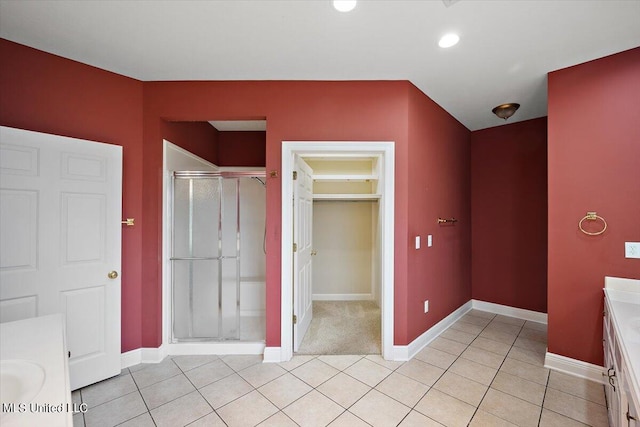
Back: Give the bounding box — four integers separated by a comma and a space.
0, 314, 73, 427
604, 276, 640, 427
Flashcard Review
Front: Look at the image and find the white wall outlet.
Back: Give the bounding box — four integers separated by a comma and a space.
424, 300, 429, 313
415, 236, 421, 249
625, 242, 640, 259
427, 234, 433, 247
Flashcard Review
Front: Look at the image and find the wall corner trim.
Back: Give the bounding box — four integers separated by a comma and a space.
393, 300, 473, 361
263, 347, 283, 363
471, 300, 547, 324
544, 352, 605, 384
121, 346, 168, 369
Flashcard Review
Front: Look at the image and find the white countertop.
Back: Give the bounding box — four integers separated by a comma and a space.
604, 276, 640, 415
0, 314, 72, 427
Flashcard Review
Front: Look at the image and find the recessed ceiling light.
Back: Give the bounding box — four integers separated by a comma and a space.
438, 33, 460, 48
333, 0, 357, 12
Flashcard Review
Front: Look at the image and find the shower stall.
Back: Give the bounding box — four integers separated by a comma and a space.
170, 170, 266, 343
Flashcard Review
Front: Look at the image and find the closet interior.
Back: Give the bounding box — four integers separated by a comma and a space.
298, 156, 383, 354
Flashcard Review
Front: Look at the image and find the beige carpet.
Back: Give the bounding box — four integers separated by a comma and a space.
297, 300, 381, 355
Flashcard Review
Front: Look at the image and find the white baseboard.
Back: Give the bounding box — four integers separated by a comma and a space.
121, 345, 167, 369
263, 347, 283, 363
165, 342, 265, 356
545, 352, 605, 384
312, 293, 374, 301
122, 300, 549, 368
393, 300, 473, 361
121, 342, 265, 369
121, 349, 142, 369
471, 299, 547, 324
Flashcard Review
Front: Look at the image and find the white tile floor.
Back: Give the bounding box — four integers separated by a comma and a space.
72, 310, 609, 427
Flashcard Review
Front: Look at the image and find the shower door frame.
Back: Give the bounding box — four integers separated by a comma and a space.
170, 170, 266, 343
161, 139, 267, 355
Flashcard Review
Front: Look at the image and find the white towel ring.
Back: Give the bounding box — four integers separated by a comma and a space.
579, 212, 607, 236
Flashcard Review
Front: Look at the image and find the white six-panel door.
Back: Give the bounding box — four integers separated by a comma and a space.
0, 126, 122, 390
293, 156, 314, 351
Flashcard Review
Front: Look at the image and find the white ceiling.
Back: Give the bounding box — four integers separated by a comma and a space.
1, 0, 639, 131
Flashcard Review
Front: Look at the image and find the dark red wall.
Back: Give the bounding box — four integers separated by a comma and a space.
0, 39, 145, 352
405, 85, 471, 343
142, 80, 413, 347
217, 131, 266, 166
471, 118, 548, 313
163, 121, 219, 164
1, 39, 473, 352
548, 48, 640, 365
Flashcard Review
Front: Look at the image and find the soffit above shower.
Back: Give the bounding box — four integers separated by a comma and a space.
209, 120, 266, 132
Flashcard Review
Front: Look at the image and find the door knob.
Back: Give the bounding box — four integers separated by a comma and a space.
107, 271, 119, 279
311, 250, 317, 256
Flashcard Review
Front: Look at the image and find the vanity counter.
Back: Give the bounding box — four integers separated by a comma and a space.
604, 276, 640, 426
0, 314, 72, 427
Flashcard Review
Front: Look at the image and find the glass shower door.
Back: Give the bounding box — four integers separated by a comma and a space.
171, 175, 240, 341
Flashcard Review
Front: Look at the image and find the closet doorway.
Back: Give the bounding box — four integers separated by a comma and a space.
280, 141, 395, 362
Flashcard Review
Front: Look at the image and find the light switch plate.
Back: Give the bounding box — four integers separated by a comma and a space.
428, 235, 433, 247
415, 236, 421, 250
625, 242, 640, 259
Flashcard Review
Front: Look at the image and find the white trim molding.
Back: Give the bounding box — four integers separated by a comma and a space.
263, 347, 283, 363
393, 301, 473, 361
545, 352, 606, 384
121, 342, 266, 369
121, 346, 167, 369
471, 300, 547, 324
281, 141, 395, 362
393, 299, 547, 362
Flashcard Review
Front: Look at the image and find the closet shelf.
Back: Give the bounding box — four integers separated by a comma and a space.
312, 174, 378, 182
313, 193, 381, 201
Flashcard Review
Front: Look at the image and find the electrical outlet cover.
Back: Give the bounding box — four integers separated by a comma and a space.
625, 242, 640, 259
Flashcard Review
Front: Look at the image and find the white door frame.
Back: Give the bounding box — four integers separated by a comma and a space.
280, 141, 395, 362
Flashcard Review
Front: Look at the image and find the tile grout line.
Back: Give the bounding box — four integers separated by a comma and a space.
466, 315, 532, 426
395, 311, 498, 425
537, 368, 552, 427
77, 311, 606, 427
439, 312, 502, 425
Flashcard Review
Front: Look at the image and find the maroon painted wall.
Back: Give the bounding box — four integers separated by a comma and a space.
163, 121, 219, 165
405, 85, 471, 343
471, 118, 548, 313
217, 131, 266, 166
1, 39, 473, 353
142, 80, 412, 347
548, 48, 640, 366
0, 39, 145, 353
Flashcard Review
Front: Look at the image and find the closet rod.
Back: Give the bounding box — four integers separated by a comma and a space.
313, 199, 379, 203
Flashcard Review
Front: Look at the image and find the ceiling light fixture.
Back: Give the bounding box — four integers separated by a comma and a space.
438, 33, 460, 48
492, 103, 520, 120
333, 0, 357, 12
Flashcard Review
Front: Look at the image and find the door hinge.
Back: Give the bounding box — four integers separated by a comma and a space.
293, 314, 297, 324
293, 243, 297, 252
293, 171, 298, 180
